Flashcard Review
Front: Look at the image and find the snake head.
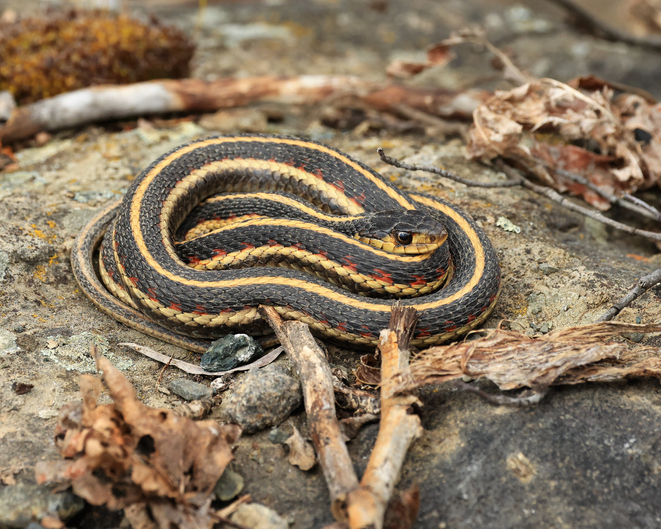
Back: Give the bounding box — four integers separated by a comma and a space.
355, 210, 447, 255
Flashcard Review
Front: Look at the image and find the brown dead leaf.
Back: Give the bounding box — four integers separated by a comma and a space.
396, 322, 661, 394
35, 346, 241, 529
383, 485, 420, 529
355, 353, 381, 386
467, 77, 660, 206
284, 425, 316, 471
385, 43, 454, 79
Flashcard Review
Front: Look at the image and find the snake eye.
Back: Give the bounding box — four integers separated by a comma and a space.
395, 231, 413, 245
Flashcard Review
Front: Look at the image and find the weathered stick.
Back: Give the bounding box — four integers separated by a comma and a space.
0, 76, 488, 143
597, 268, 661, 322
259, 306, 359, 522
345, 305, 423, 529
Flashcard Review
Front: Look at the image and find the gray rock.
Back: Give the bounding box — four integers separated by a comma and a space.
0, 483, 84, 528
268, 427, 291, 445
202, 334, 264, 371
230, 503, 288, 529
166, 379, 213, 401
223, 364, 302, 433
538, 263, 560, 275
214, 468, 244, 501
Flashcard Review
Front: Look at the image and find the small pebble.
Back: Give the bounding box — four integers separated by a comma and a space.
223, 364, 302, 433
214, 468, 245, 501
166, 379, 213, 401
202, 334, 264, 371
268, 427, 291, 444
538, 263, 559, 275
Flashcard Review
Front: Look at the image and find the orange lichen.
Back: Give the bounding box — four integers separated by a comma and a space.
0, 10, 195, 104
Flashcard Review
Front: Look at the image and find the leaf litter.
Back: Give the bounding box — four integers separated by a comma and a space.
34, 345, 241, 529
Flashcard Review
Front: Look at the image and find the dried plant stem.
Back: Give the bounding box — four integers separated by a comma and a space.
496, 161, 661, 243
377, 148, 661, 244
259, 306, 359, 522
345, 305, 422, 529
597, 268, 661, 322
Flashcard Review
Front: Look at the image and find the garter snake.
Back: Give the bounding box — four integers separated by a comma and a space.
71, 134, 501, 352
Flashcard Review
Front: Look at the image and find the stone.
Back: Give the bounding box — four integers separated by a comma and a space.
166, 379, 213, 401
223, 364, 302, 433
230, 503, 288, 529
0, 483, 84, 528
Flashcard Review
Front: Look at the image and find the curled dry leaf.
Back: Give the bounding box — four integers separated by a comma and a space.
355, 353, 381, 386
468, 76, 661, 208
395, 322, 661, 394
284, 425, 316, 471
35, 347, 241, 529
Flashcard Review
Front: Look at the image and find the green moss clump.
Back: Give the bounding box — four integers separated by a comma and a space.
0, 10, 196, 104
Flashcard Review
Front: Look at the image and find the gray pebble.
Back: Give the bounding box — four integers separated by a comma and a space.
0, 329, 20, 356
214, 468, 244, 501
202, 333, 264, 371
166, 379, 213, 401
538, 263, 559, 275
0, 483, 84, 528
268, 427, 291, 444
0, 251, 9, 281
223, 364, 302, 433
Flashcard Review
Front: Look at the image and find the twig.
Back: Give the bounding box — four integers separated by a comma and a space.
496, 161, 661, 243
378, 148, 661, 244
345, 305, 422, 529
539, 161, 661, 221
258, 306, 359, 522
377, 148, 522, 188
119, 342, 284, 376
546, 0, 661, 51
0, 76, 488, 143
597, 268, 661, 322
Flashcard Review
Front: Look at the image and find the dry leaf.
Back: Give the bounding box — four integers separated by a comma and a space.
467, 77, 660, 207
35, 346, 241, 529
355, 353, 381, 385
284, 426, 316, 471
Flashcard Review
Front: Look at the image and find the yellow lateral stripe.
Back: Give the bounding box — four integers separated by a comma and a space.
178, 217, 436, 262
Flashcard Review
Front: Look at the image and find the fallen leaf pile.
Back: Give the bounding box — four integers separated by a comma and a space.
467, 76, 661, 209
395, 322, 661, 394
35, 346, 241, 529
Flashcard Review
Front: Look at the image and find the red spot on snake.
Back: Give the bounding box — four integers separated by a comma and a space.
212, 249, 227, 257
341, 256, 358, 273
147, 288, 158, 302
352, 192, 366, 205
188, 256, 202, 265
416, 327, 431, 337
168, 302, 182, 311
467, 313, 477, 323
311, 168, 324, 179
371, 269, 393, 284
292, 243, 305, 250
128, 276, 138, 286
221, 308, 232, 314
240, 242, 255, 250
331, 180, 345, 192
337, 322, 348, 332
410, 275, 427, 287
284, 159, 296, 166
192, 305, 207, 316
444, 321, 457, 332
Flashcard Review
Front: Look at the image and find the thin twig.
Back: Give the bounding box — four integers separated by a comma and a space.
597, 268, 661, 322
537, 161, 661, 221
345, 305, 422, 529
496, 161, 661, 243
377, 148, 661, 243
547, 0, 661, 51
259, 306, 358, 522
377, 148, 522, 188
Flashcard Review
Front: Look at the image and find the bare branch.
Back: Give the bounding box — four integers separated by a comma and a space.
597, 268, 661, 322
